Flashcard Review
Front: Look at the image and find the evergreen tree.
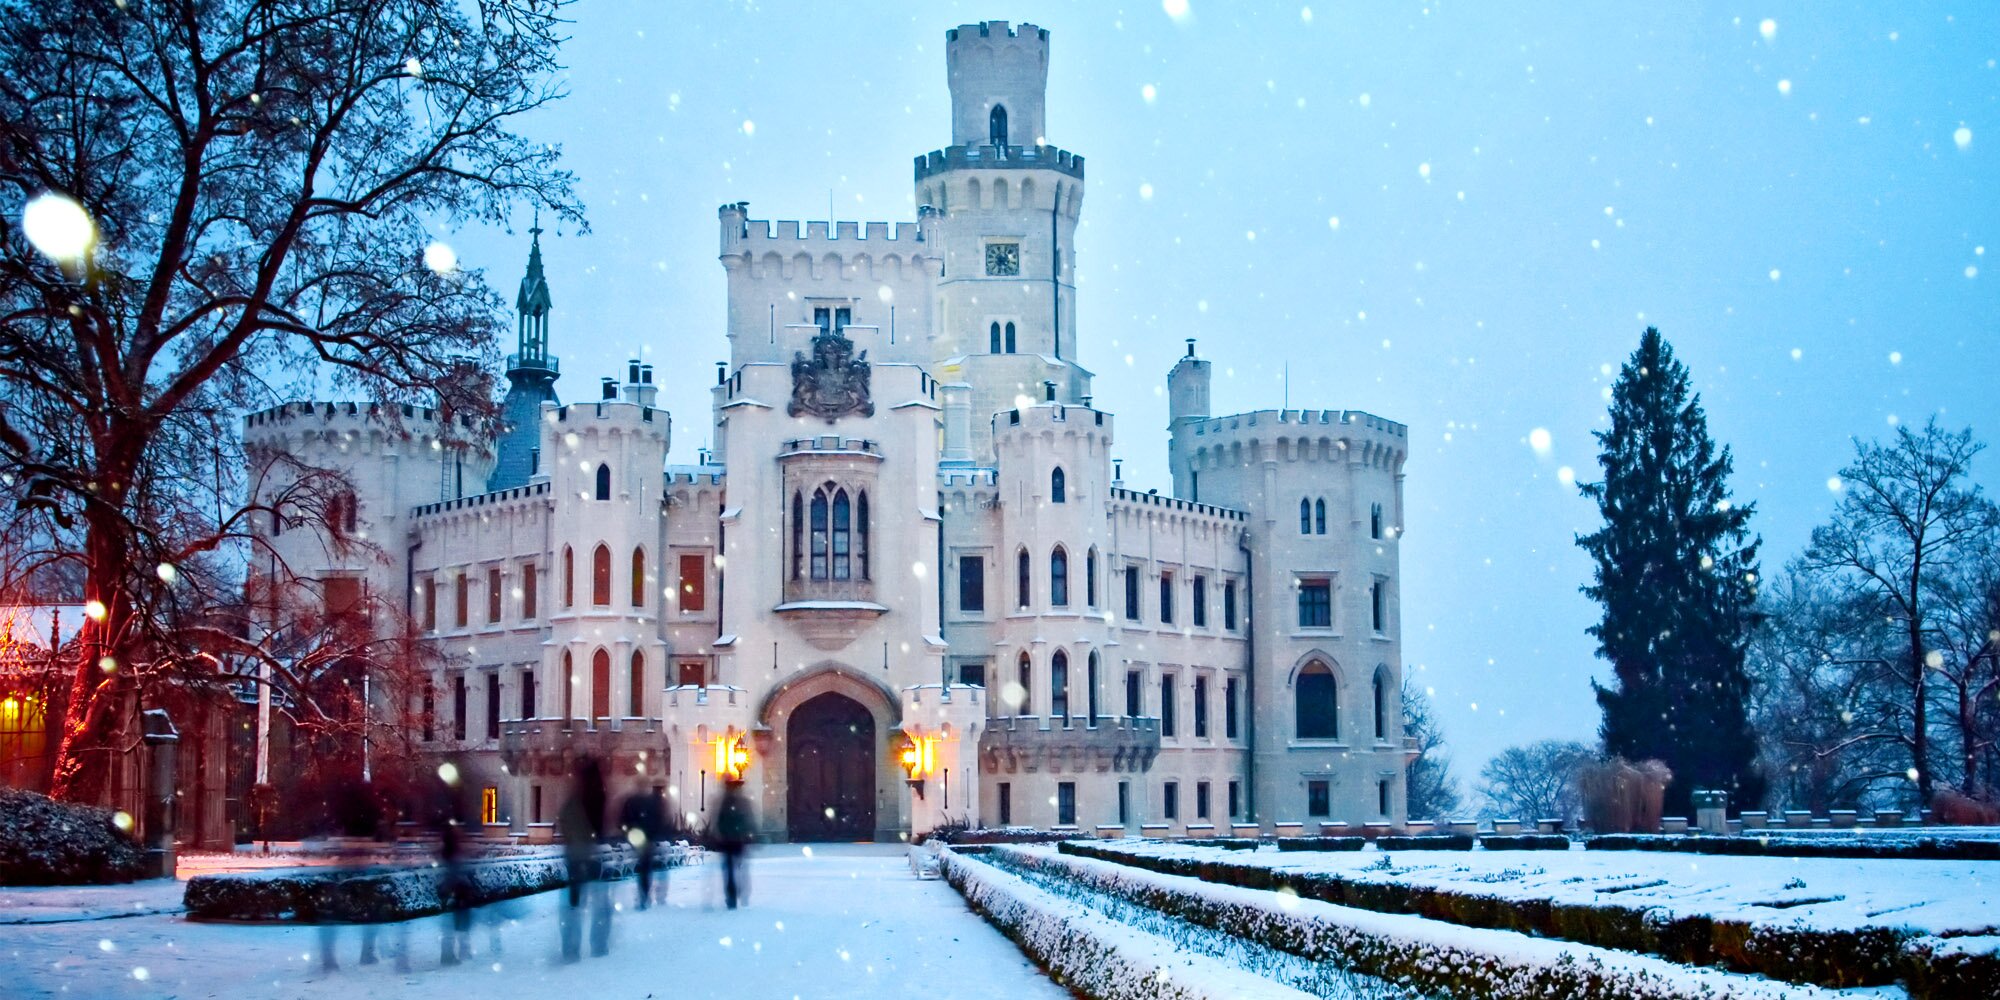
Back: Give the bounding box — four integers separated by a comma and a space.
1578, 328, 1765, 816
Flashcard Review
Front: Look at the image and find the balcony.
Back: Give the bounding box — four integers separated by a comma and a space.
979, 715, 1160, 776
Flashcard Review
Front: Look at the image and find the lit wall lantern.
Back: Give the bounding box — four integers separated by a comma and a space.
900, 733, 940, 798
711, 731, 749, 781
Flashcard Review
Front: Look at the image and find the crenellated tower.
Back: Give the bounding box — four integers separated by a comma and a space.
489, 222, 562, 492
919, 21, 1090, 464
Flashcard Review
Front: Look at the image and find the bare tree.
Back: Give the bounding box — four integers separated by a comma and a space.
1402, 678, 1462, 820
1799, 420, 2000, 805
0, 0, 580, 802
1928, 550, 2000, 798
1478, 739, 1591, 824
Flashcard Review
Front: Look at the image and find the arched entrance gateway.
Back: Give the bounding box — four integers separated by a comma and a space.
785, 691, 876, 841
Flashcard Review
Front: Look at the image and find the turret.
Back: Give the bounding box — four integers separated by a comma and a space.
490, 222, 563, 492
945, 22, 1049, 148
1167, 339, 1211, 500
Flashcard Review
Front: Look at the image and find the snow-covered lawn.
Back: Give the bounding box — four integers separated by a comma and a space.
1103, 839, 1998, 940
0, 844, 1064, 1000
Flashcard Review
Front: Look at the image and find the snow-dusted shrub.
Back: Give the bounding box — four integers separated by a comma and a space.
941, 847, 1319, 999
0, 787, 147, 885
1181, 837, 1258, 850
1585, 833, 2000, 861
1377, 834, 1474, 851
1273, 835, 1365, 852
1479, 834, 1572, 850
1904, 935, 2000, 998
1577, 757, 1669, 834
1005, 846, 1835, 1000
184, 844, 681, 922
928, 826, 1076, 845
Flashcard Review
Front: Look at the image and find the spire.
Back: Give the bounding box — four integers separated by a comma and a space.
491, 218, 560, 493
514, 210, 553, 368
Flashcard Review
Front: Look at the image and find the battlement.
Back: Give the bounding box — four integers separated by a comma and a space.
1192, 408, 1408, 440
549, 399, 667, 428
995, 402, 1110, 435
939, 468, 999, 487
914, 143, 1084, 183
244, 400, 479, 432
664, 468, 725, 487
945, 21, 1048, 44
778, 436, 882, 459
1110, 486, 1248, 523
718, 203, 928, 251
412, 480, 550, 519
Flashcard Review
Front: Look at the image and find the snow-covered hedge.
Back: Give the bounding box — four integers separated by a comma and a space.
1273, 835, 1365, 852
941, 847, 1318, 1000
1060, 839, 1992, 994
1009, 846, 1846, 1000
1585, 833, 2000, 861
184, 845, 685, 923
0, 788, 148, 886
1479, 835, 1572, 851
1376, 834, 1475, 851
1181, 837, 1259, 851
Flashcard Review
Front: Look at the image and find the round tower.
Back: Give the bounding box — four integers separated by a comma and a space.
945, 21, 1049, 148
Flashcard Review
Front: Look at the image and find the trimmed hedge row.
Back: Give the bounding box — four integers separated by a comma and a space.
1377, 834, 1475, 851
1480, 835, 1573, 851
0, 788, 148, 886
1585, 834, 2000, 861
184, 845, 678, 923
1273, 836, 1365, 852
1008, 846, 1832, 1000
1181, 838, 1259, 851
1059, 840, 1990, 995
941, 847, 1317, 999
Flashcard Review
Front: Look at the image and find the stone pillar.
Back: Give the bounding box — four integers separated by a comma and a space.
140, 709, 180, 879
1692, 789, 1729, 835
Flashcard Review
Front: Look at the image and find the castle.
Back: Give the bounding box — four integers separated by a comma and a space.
245, 21, 1412, 842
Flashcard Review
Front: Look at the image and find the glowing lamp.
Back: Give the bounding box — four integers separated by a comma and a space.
900, 733, 940, 799
711, 732, 749, 781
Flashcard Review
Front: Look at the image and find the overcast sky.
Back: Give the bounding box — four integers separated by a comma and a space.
439, 1, 1998, 783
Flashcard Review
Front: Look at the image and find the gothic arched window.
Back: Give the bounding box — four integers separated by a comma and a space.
591, 544, 611, 606
1050, 546, 1069, 607
1086, 651, 1101, 724
791, 491, 805, 580
561, 546, 575, 607
594, 463, 611, 501
857, 491, 871, 580
1371, 502, 1384, 540
1300, 498, 1312, 535
990, 321, 1002, 353
1004, 321, 1017, 354
1051, 467, 1066, 503
1016, 652, 1032, 715
1296, 662, 1338, 739
1373, 666, 1391, 741
1085, 547, 1099, 607
630, 651, 646, 717
831, 488, 853, 580
562, 650, 575, 720
989, 104, 1008, 147
1051, 650, 1070, 719
630, 547, 646, 608
810, 490, 829, 579
1314, 498, 1328, 535
1017, 548, 1031, 609
591, 648, 611, 721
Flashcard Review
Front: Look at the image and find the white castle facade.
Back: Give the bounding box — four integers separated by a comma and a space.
245, 21, 1412, 843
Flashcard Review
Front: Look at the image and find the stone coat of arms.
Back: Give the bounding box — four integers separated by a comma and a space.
789, 327, 873, 421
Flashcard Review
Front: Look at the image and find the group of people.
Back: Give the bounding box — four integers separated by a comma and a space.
313, 755, 759, 972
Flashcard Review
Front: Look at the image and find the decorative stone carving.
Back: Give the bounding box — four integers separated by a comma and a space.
789, 327, 873, 421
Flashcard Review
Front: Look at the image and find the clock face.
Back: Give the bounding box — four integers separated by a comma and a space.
985, 242, 1021, 276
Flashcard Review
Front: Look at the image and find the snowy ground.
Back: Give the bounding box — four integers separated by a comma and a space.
0, 845, 1064, 1000
1107, 840, 1999, 939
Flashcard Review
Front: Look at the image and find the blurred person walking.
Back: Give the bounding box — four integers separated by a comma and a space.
558, 756, 612, 960
618, 787, 666, 909
712, 779, 754, 909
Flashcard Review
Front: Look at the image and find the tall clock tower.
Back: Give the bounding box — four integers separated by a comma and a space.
918, 21, 1090, 463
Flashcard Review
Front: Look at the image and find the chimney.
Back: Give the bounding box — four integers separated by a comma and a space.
715, 362, 728, 386
1113, 458, 1124, 488
1043, 380, 1057, 403
600, 377, 617, 401
623, 358, 643, 403
635, 363, 658, 407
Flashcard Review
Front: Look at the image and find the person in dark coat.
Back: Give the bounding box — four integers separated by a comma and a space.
618, 789, 663, 909
558, 756, 612, 960
712, 779, 754, 909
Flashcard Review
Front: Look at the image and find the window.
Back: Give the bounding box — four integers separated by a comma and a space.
957, 660, 986, 687
590, 648, 611, 721
998, 782, 1012, 825
1309, 780, 1331, 817
1118, 782, 1130, 826
1300, 497, 1312, 534
1379, 779, 1392, 816
1371, 580, 1387, 633
1124, 566, 1141, 620
481, 787, 499, 826
857, 491, 871, 579
1051, 467, 1066, 503
831, 489, 853, 580
1296, 662, 1339, 739
1015, 654, 1032, 716
810, 490, 828, 579
989, 321, 1001, 353
1057, 782, 1076, 826
423, 577, 437, 631
1299, 580, 1332, 628
791, 492, 805, 580
631, 548, 646, 608
1371, 502, 1384, 539
629, 651, 645, 717
1228, 780, 1240, 819
591, 544, 611, 606
679, 554, 707, 612
1196, 781, 1211, 819
1050, 547, 1069, 607
1163, 781, 1180, 820
678, 660, 705, 687
1192, 575, 1208, 627
1315, 498, 1328, 535
1050, 651, 1069, 719
1225, 677, 1240, 739
561, 546, 575, 607
455, 571, 469, 627
531, 786, 543, 824
422, 682, 435, 741
1160, 675, 1177, 737
522, 562, 537, 619
1125, 670, 1142, 718
1017, 549, 1031, 608
989, 104, 1008, 146
1194, 676, 1209, 738
487, 569, 503, 623
1086, 652, 1100, 724
486, 671, 501, 740
452, 674, 467, 741
1085, 548, 1098, 607
520, 668, 537, 720
594, 463, 611, 501
1374, 669, 1390, 741
1004, 320, 1017, 351
563, 651, 575, 720
1159, 572, 1175, 625
959, 555, 985, 612
1224, 580, 1238, 630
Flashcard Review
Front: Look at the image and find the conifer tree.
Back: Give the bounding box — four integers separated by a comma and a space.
1578, 328, 1765, 817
